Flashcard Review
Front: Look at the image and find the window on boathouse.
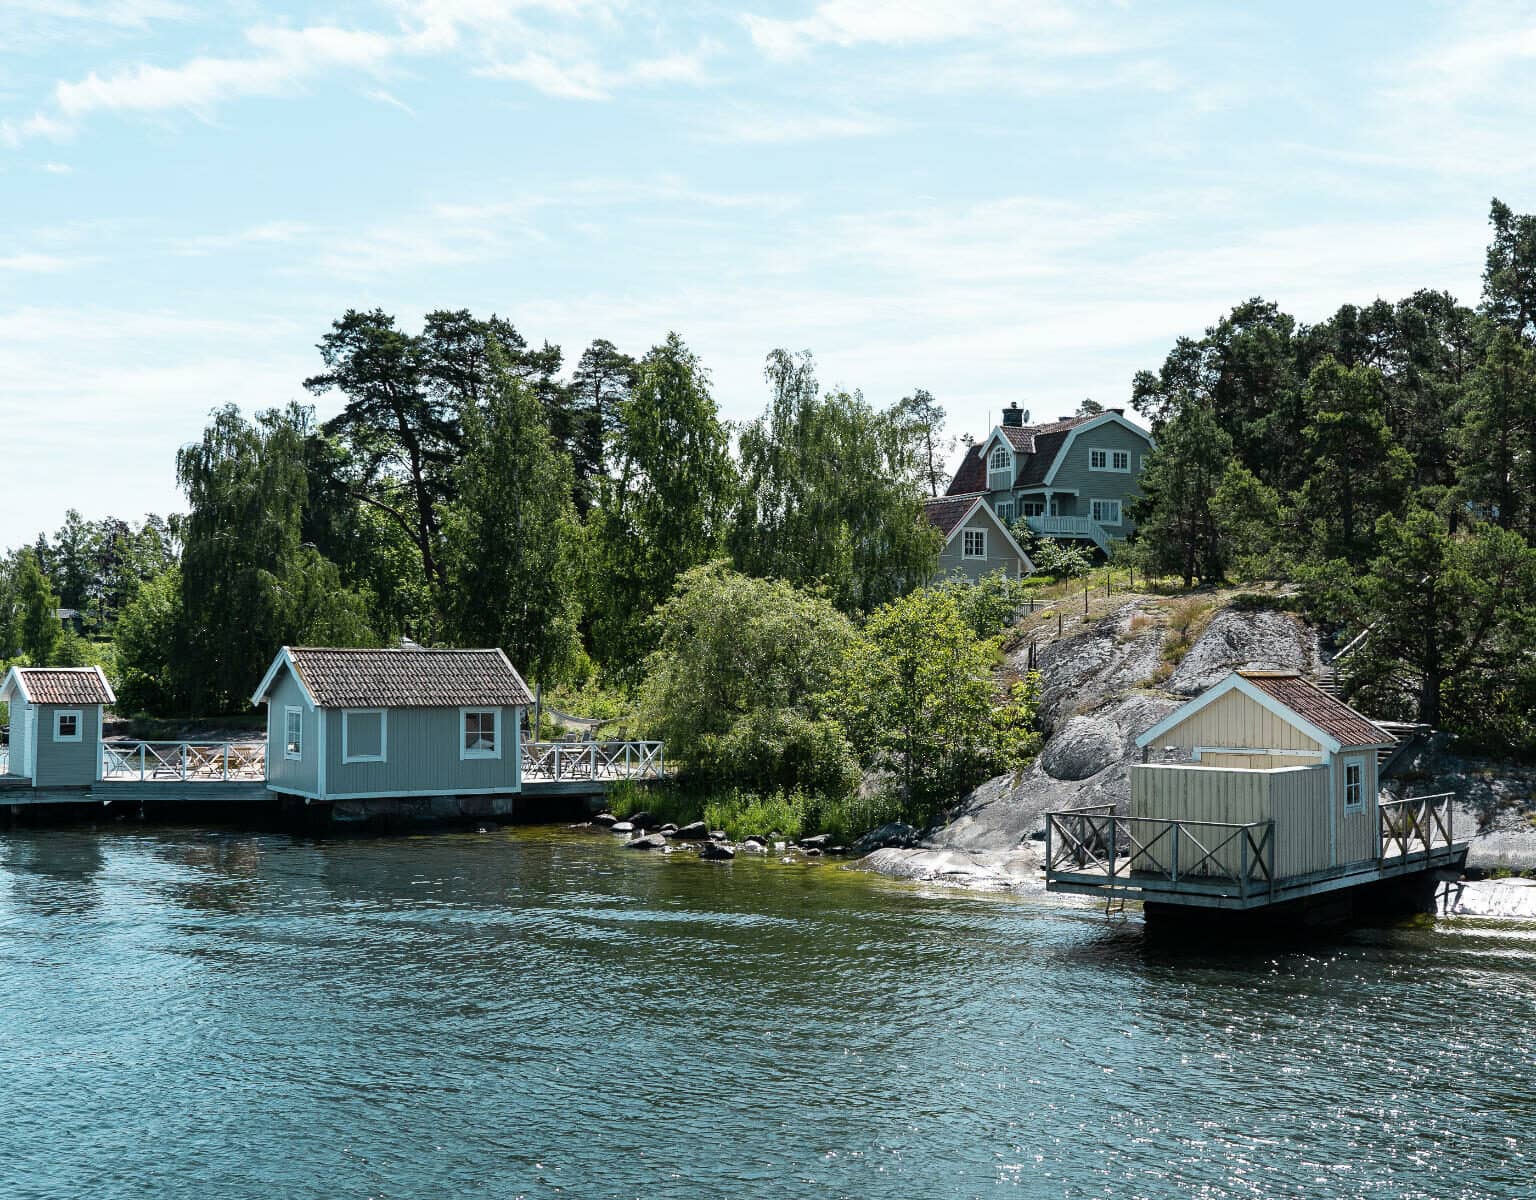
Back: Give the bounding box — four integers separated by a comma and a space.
462, 709, 500, 759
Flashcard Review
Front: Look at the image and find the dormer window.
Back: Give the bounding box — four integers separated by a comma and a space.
989, 445, 1009, 471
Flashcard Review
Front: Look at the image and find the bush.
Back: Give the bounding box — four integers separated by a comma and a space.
702, 789, 810, 841
1030, 537, 1094, 579
701, 709, 861, 799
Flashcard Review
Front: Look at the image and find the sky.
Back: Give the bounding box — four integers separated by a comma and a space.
2, 0, 1534, 551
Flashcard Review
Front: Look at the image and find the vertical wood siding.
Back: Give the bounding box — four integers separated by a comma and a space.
32, 704, 100, 787
264, 671, 318, 797
324, 705, 520, 798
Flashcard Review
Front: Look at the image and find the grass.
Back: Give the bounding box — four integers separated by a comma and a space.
1118, 612, 1156, 643
1161, 596, 1216, 668
604, 778, 902, 844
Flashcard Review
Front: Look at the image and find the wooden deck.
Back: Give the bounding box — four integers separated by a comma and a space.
1045, 793, 1466, 910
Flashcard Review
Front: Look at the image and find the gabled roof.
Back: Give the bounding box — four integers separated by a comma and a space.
1237, 670, 1388, 749
946, 415, 1110, 498
922, 491, 988, 536
252, 647, 533, 710
1041, 410, 1155, 487
921, 494, 1035, 573
948, 443, 987, 495
0, 666, 115, 706
1135, 669, 1390, 752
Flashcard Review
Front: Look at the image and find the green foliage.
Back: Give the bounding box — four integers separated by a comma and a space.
639, 563, 858, 797
587, 333, 735, 675
112, 568, 184, 714
730, 349, 939, 614
938, 569, 1029, 637
14, 548, 60, 666
1457, 328, 1536, 538
441, 355, 582, 684
1026, 536, 1093, 580
702, 789, 809, 842
833, 588, 1038, 818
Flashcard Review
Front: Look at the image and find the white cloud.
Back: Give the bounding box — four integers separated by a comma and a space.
742, 0, 1078, 58
0, 252, 88, 272
364, 87, 417, 115
40, 162, 73, 174
701, 109, 889, 144
476, 48, 711, 99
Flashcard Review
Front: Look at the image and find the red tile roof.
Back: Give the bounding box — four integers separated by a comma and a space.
7, 667, 115, 706
1238, 671, 1388, 748
282, 648, 533, 709
948, 443, 986, 495
922, 493, 986, 536
946, 415, 1100, 497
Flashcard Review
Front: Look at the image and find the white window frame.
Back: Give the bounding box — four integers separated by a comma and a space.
962, 529, 987, 559
460, 708, 502, 761
284, 706, 303, 761
53, 709, 82, 742
1090, 498, 1123, 525
1089, 447, 1130, 473
1343, 757, 1365, 812
989, 444, 1010, 471
996, 500, 1014, 523
341, 708, 388, 764
1111, 449, 1130, 471
1020, 500, 1045, 518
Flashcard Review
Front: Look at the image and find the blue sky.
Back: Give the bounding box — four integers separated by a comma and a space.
2, 0, 1533, 550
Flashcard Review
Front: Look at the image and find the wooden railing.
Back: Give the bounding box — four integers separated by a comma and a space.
1379, 792, 1455, 859
0, 746, 7, 775
521, 740, 665, 783
101, 741, 267, 782
1047, 804, 1275, 895
1023, 515, 1112, 550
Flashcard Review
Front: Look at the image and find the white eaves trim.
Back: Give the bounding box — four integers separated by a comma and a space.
251, 646, 317, 709
1042, 411, 1155, 488
1134, 671, 1348, 753
0, 665, 117, 706
944, 496, 1035, 574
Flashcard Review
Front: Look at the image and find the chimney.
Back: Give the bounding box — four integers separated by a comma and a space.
1002, 402, 1024, 428
1107, 407, 1125, 416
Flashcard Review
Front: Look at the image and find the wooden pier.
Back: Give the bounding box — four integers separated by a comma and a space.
1045, 792, 1466, 913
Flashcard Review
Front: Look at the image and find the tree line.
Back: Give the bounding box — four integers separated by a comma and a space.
1127, 198, 1536, 753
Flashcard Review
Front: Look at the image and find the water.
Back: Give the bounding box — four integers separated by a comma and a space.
2, 826, 1533, 1200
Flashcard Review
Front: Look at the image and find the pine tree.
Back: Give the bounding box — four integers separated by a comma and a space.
15, 548, 61, 665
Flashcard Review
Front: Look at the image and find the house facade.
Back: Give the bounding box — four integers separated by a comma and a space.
947, 404, 1155, 552
921, 492, 1034, 581
1, 666, 115, 787
251, 646, 533, 803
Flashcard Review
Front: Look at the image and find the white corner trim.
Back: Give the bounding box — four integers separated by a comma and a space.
341, 708, 388, 764
0, 666, 25, 704
1042, 411, 1154, 487
92, 666, 117, 705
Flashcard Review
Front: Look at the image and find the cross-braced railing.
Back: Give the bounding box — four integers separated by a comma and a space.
521, 740, 665, 783
1379, 792, 1455, 860
1047, 805, 1275, 896
101, 741, 267, 782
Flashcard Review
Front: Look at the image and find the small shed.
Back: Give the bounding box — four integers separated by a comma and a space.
251, 646, 533, 803
1133, 670, 1393, 874
1, 666, 116, 787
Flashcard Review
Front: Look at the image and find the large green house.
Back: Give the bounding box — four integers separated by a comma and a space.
942, 404, 1155, 553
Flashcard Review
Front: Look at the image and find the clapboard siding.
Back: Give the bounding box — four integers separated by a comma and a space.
323, 705, 520, 797
1046, 419, 1152, 535
265, 671, 318, 797
936, 506, 1028, 581
1159, 690, 1324, 755
1267, 765, 1332, 876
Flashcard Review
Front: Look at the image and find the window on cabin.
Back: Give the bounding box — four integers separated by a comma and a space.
962, 529, 987, 558
996, 501, 1014, 523
342, 709, 386, 763
284, 707, 303, 759
1112, 450, 1130, 471
1089, 448, 1107, 470
463, 709, 500, 759
1090, 498, 1122, 524
1344, 760, 1364, 811
54, 710, 81, 742
989, 445, 1009, 471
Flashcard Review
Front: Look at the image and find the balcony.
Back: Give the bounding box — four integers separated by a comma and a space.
1023, 514, 1111, 551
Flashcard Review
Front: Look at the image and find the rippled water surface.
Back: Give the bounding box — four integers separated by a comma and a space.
2, 825, 1534, 1199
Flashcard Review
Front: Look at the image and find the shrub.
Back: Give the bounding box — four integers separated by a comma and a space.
702, 789, 810, 841
1030, 538, 1094, 579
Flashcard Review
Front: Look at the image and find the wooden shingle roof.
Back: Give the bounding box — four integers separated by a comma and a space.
922, 492, 987, 535
1, 666, 115, 706
1237, 670, 1387, 748
262, 647, 533, 709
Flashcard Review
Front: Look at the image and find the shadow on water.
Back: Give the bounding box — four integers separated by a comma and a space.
0, 829, 107, 916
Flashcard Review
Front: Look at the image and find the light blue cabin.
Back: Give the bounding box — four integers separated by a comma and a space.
0, 666, 115, 788
946, 405, 1155, 553
251, 647, 533, 804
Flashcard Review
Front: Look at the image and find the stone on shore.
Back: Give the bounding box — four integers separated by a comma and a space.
850, 822, 920, 855
626, 811, 655, 830
673, 821, 709, 840
591, 812, 618, 827
699, 842, 735, 860
610, 821, 634, 834
624, 833, 667, 850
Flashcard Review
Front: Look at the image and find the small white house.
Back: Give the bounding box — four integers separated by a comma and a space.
1, 666, 116, 787
921, 492, 1034, 581
251, 646, 533, 803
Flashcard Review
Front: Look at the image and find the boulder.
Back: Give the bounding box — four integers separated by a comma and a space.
850, 822, 920, 855
741, 839, 768, 855
626, 811, 655, 829
658, 823, 678, 835
798, 834, 831, 849
610, 820, 634, 834
673, 821, 709, 840
624, 833, 667, 850
591, 812, 618, 827
1166, 608, 1316, 697
1038, 717, 1122, 781
699, 841, 735, 860
708, 830, 728, 842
